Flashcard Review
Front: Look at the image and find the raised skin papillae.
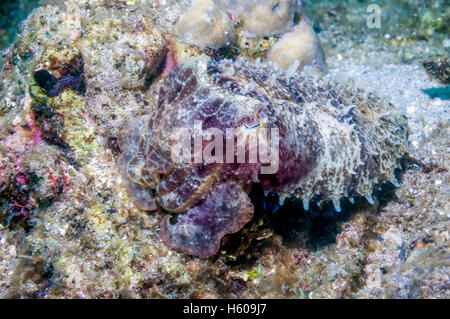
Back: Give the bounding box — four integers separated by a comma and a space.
118, 56, 408, 258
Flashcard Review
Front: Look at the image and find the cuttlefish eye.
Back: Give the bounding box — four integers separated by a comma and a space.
243, 112, 266, 131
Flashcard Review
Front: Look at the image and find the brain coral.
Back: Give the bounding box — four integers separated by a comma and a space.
217, 0, 300, 37
118, 56, 408, 258
174, 0, 324, 72
174, 0, 235, 49
175, 0, 301, 46
267, 15, 327, 73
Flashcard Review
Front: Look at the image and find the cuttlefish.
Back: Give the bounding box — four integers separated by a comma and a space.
118, 56, 408, 257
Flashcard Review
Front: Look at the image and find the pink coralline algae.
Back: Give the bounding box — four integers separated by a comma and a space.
118, 56, 408, 258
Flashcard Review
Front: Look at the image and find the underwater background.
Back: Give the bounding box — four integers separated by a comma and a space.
0, 0, 448, 298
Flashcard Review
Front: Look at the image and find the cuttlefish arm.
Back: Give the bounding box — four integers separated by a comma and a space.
117, 116, 157, 211
160, 181, 254, 258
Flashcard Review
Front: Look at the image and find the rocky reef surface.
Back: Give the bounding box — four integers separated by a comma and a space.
0, 0, 448, 298
0, 0, 41, 50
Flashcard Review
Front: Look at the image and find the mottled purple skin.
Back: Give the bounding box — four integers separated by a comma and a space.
160, 181, 253, 257
118, 57, 408, 257
119, 59, 270, 257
